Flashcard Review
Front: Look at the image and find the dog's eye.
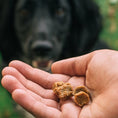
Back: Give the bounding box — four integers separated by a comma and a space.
56, 8, 65, 17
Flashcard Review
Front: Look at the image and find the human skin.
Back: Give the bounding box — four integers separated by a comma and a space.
2, 49, 118, 118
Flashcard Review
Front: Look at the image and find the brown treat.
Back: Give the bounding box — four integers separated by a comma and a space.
52, 82, 73, 100
52, 81, 64, 89
74, 91, 90, 107
73, 86, 89, 95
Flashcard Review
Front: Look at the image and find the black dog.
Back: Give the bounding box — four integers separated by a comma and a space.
0, 0, 105, 71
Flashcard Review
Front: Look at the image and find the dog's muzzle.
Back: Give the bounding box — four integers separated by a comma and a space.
30, 40, 54, 71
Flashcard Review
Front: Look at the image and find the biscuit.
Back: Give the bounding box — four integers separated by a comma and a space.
74, 91, 90, 107
52, 82, 73, 100
73, 86, 89, 95
52, 82, 90, 107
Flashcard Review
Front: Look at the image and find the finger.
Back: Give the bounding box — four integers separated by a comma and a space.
1, 75, 58, 108
60, 99, 81, 118
1, 75, 25, 93
2, 67, 26, 85
27, 89, 59, 108
2, 67, 57, 100
51, 52, 93, 76
9, 60, 69, 88
24, 78, 57, 100
12, 89, 61, 118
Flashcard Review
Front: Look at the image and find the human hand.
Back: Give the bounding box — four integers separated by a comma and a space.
52, 49, 118, 118
1, 60, 84, 118
2, 49, 118, 118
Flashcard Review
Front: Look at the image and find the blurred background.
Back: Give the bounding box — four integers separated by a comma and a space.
0, 0, 118, 117
97, 0, 118, 50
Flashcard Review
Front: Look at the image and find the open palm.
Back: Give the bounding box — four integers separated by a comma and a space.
2, 50, 118, 118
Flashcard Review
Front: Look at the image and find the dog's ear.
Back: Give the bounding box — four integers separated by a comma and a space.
67, 0, 102, 56
0, 0, 21, 62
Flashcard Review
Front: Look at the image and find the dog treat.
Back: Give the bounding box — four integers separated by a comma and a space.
73, 86, 90, 107
52, 81, 64, 89
52, 82, 90, 107
52, 82, 73, 100
74, 91, 90, 107
73, 86, 89, 95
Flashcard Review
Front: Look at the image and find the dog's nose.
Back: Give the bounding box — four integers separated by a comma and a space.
31, 41, 53, 56
34, 32, 47, 40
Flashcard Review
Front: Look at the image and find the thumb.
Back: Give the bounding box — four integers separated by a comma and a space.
51, 52, 94, 76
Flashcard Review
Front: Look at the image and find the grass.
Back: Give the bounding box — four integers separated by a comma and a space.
0, 53, 22, 118
96, 0, 118, 50
0, 85, 22, 118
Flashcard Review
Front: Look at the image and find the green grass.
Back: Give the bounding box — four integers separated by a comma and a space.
0, 53, 22, 118
96, 0, 118, 50
0, 85, 21, 118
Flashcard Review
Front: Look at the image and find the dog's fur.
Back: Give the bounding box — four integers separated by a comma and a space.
0, 0, 107, 71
